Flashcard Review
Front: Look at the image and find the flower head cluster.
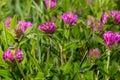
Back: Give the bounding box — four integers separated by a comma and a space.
39, 22, 56, 34
100, 12, 109, 24
18, 20, 32, 32
62, 12, 78, 26
4, 17, 12, 28
89, 48, 100, 60
110, 11, 120, 23
45, 0, 57, 9
87, 16, 103, 33
3, 49, 23, 62
110, 11, 119, 17
103, 31, 120, 47
15, 49, 23, 62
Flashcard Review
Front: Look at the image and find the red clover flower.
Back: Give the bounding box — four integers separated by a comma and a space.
45, 0, 57, 9
110, 11, 120, 23
18, 20, 32, 32
100, 12, 109, 24
103, 31, 120, 47
3, 49, 23, 63
39, 22, 56, 34
61, 12, 78, 26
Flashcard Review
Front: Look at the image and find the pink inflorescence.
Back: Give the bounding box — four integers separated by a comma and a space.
61, 12, 78, 26
15, 49, 24, 62
103, 31, 120, 47
39, 22, 56, 34
89, 48, 100, 60
3, 49, 14, 62
3, 49, 23, 62
18, 20, 32, 32
45, 0, 57, 9
110, 11, 120, 23
110, 11, 119, 17
100, 12, 109, 24
4, 17, 12, 28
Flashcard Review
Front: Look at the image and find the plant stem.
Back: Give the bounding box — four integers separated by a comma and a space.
80, 50, 88, 67
95, 70, 99, 80
106, 49, 110, 80
37, 30, 41, 63
15, 59, 27, 80
59, 44, 63, 64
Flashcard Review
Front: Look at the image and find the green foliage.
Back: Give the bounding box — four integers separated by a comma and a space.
0, 0, 120, 80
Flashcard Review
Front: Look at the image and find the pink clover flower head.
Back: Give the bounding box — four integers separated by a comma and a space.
2, 49, 23, 63
103, 31, 120, 47
4, 17, 12, 28
45, 0, 57, 9
3, 49, 14, 62
18, 20, 32, 32
110, 11, 119, 17
110, 11, 120, 23
62, 12, 78, 26
89, 48, 100, 60
16, 49, 24, 62
114, 13, 120, 23
39, 22, 56, 34
103, 31, 115, 47
100, 12, 109, 24
113, 32, 120, 44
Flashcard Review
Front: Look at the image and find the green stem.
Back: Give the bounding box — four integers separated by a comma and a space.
15, 59, 27, 80
106, 49, 110, 80
37, 31, 41, 63
45, 47, 50, 72
95, 70, 99, 80
59, 44, 63, 64
80, 50, 88, 67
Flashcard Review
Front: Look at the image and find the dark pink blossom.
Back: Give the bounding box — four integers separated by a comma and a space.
3, 49, 14, 62
3, 49, 23, 63
18, 20, 32, 32
103, 31, 120, 47
110, 11, 119, 17
114, 13, 120, 23
100, 12, 109, 24
45, 0, 57, 9
16, 49, 23, 62
39, 22, 56, 34
113, 32, 120, 44
62, 12, 78, 26
110, 11, 120, 23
